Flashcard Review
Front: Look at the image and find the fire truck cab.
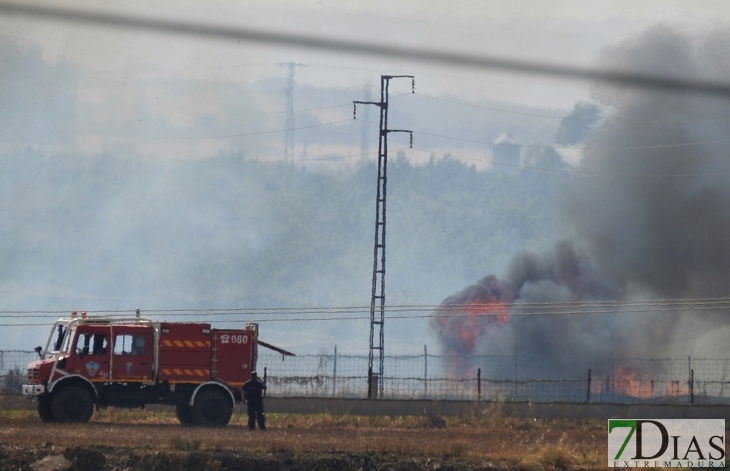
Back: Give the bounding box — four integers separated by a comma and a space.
22, 313, 267, 426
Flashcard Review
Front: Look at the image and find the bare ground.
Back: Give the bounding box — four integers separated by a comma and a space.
0, 409, 610, 470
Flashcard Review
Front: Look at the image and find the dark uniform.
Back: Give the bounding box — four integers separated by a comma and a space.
242, 372, 266, 430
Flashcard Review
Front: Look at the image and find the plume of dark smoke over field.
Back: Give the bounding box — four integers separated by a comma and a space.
434, 27, 730, 377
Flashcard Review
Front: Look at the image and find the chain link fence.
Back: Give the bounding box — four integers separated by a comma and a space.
0, 350, 37, 393
3, 349, 729, 404
258, 352, 730, 404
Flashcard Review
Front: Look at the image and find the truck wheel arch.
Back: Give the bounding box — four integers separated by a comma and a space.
188, 381, 235, 407
48, 375, 99, 403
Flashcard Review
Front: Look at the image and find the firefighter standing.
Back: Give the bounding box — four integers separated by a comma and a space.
242, 371, 266, 430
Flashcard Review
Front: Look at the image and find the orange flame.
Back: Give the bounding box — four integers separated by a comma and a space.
612, 364, 689, 399
665, 380, 690, 397
613, 365, 659, 398
442, 297, 509, 357
436, 276, 512, 378
463, 298, 509, 322
456, 299, 508, 352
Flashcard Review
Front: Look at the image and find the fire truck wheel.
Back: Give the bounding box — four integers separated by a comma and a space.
175, 404, 194, 425
190, 389, 232, 427
51, 386, 94, 423
37, 397, 55, 422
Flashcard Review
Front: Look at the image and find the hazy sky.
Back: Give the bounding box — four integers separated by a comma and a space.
2, 0, 729, 162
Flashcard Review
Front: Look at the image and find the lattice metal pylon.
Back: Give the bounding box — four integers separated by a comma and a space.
354, 75, 414, 399
278, 62, 307, 162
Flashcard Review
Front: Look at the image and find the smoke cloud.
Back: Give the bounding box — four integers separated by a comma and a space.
433, 26, 730, 376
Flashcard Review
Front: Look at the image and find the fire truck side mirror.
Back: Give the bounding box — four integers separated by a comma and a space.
34, 346, 42, 359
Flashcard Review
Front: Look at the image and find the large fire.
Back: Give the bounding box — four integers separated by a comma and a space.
463, 298, 509, 321
451, 297, 509, 353
434, 275, 513, 364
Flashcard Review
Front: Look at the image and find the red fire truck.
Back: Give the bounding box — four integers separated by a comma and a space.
22, 311, 293, 426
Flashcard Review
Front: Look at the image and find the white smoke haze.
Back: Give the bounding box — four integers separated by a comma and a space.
2, 27, 567, 352
0, 147, 560, 351
0, 35, 566, 350
435, 26, 730, 377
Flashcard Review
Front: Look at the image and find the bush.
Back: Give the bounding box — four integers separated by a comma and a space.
1, 368, 24, 394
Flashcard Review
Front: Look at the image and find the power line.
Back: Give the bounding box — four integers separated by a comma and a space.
410, 93, 730, 124
0, 302, 725, 328
264, 102, 355, 115
2, 2, 730, 96
262, 146, 412, 164
149, 118, 351, 140
409, 127, 730, 152
1, 297, 728, 317
412, 146, 730, 178
257, 93, 412, 116
410, 93, 586, 121
161, 101, 354, 119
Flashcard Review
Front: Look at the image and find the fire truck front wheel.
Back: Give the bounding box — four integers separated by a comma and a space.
51, 386, 94, 423
175, 404, 194, 425
37, 397, 54, 422
190, 389, 232, 427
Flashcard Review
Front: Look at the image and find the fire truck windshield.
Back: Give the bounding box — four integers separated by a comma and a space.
59, 326, 75, 354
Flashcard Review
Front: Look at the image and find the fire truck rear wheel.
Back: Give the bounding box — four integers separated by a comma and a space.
37, 397, 55, 422
191, 389, 232, 427
51, 386, 94, 423
175, 404, 194, 425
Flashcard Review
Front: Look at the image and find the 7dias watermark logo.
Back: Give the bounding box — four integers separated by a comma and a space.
608, 419, 725, 467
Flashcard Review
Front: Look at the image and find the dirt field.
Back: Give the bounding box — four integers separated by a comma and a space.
0, 408, 610, 470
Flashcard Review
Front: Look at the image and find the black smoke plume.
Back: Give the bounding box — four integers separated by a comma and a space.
434, 27, 730, 377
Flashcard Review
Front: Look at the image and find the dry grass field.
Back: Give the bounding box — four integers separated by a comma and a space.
0, 407, 610, 470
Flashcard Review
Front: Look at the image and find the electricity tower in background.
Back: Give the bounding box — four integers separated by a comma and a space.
354, 75, 414, 399
279, 62, 306, 162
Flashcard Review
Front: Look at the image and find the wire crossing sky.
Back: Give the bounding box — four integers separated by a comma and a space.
1, 2, 730, 95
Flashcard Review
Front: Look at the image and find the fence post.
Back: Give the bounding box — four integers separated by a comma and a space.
687, 356, 691, 404
263, 367, 267, 397
477, 368, 481, 401
367, 366, 373, 399
424, 345, 428, 398
690, 369, 694, 405
332, 345, 337, 397
586, 368, 592, 403
610, 352, 615, 401
513, 348, 518, 399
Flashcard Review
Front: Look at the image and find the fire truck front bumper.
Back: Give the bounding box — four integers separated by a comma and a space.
22, 384, 46, 398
